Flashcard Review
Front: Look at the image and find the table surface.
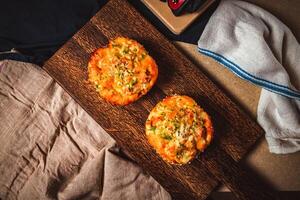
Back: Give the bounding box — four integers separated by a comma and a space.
43, 0, 272, 198
173, 0, 300, 193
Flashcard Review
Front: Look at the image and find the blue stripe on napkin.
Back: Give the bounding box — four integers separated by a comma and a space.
198, 48, 300, 100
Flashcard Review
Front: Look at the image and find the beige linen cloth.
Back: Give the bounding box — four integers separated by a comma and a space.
0, 60, 171, 200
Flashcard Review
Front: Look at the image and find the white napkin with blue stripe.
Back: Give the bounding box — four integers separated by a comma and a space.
198, 0, 300, 153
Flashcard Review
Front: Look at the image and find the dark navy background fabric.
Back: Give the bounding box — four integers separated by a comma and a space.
0, 0, 218, 65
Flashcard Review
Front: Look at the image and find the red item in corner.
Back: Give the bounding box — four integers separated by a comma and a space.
168, 0, 186, 10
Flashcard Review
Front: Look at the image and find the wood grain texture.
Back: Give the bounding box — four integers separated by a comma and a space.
43, 0, 274, 199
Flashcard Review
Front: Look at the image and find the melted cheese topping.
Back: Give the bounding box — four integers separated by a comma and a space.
88, 37, 158, 105
146, 95, 213, 164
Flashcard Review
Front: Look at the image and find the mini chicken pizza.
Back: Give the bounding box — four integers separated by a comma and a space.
146, 95, 213, 165
88, 37, 158, 105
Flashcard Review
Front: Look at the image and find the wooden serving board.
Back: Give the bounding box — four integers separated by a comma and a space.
43, 0, 275, 199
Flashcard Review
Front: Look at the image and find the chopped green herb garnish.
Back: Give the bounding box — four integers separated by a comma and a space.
141, 52, 147, 60
123, 47, 129, 54
162, 134, 173, 140
127, 78, 138, 91
95, 84, 100, 90
150, 126, 156, 132
160, 112, 166, 117
112, 43, 121, 48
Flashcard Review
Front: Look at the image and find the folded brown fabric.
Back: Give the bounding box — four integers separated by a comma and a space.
0, 60, 171, 200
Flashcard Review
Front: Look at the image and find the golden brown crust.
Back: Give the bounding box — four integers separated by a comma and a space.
145, 95, 213, 165
88, 37, 158, 105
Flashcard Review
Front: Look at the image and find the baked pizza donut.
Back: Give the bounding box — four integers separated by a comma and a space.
146, 95, 213, 164
88, 37, 158, 105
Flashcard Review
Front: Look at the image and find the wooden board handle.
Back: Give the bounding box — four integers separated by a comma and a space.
200, 146, 279, 200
